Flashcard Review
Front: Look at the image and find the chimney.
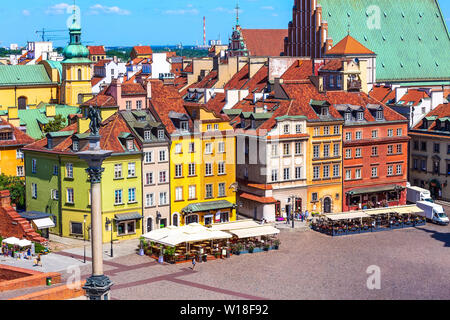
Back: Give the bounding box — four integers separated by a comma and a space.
146, 81, 152, 99
0, 190, 11, 208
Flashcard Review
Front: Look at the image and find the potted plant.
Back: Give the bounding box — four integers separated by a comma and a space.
248, 244, 254, 253
214, 251, 220, 259
235, 243, 243, 255
263, 244, 270, 251
273, 239, 280, 250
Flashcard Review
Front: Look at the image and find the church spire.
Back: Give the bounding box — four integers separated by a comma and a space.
235, 0, 240, 26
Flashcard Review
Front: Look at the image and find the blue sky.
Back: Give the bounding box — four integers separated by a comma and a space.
1, 0, 449, 47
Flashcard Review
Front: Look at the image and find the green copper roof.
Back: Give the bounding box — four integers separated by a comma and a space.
18, 104, 80, 139
319, 0, 450, 82
182, 200, 235, 213
44, 60, 62, 78
0, 65, 53, 86
47, 131, 74, 138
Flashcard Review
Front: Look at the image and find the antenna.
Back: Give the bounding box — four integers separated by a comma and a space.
36, 29, 67, 42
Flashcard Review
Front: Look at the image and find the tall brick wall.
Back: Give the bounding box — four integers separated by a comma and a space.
0, 190, 47, 244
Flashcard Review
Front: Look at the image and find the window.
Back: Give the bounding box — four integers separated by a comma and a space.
323, 165, 330, 178
205, 143, 212, 154
66, 163, 73, 178
205, 163, 213, 176
114, 164, 122, 179
218, 183, 226, 197
371, 147, 378, 156
17, 166, 24, 177
189, 143, 195, 153
271, 169, 278, 182
295, 142, 302, 155
312, 193, 318, 202
145, 193, 154, 207
387, 165, 393, 176
128, 188, 136, 203
175, 187, 183, 201
371, 167, 378, 177
345, 132, 352, 141
271, 144, 279, 157
421, 159, 427, 171
136, 100, 142, 110
314, 127, 320, 136
78, 68, 82, 80
345, 169, 351, 180
355, 148, 361, 158
159, 150, 167, 162
333, 125, 340, 135
207, 124, 212, 131
413, 159, 418, 170
313, 166, 320, 179
345, 112, 351, 121
433, 161, 440, 174
31, 183, 37, 199
323, 126, 330, 136
421, 142, 427, 151
376, 110, 383, 120
333, 143, 340, 157
434, 143, 440, 153
72, 140, 79, 151
357, 112, 364, 121
218, 162, 225, 175
372, 130, 378, 138
447, 145, 450, 155
397, 144, 402, 154
117, 221, 135, 236
67, 188, 74, 204
144, 151, 153, 163
16, 149, 23, 159
51, 189, 59, 200
388, 129, 393, 137
70, 222, 83, 236
323, 144, 330, 158
333, 164, 340, 177
283, 124, 290, 134
188, 163, 196, 176
126, 101, 132, 110
387, 145, 393, 155
296, 124, 303, 133
114, 189, 123, 205
345, 149, 352, 159
189, 185, 196, 200
218, 142, 225, 153
397, 128, 402, 136
396, 164, 402, 175
53, 165, 59, 176
185, 215, 198, 225
159, 171, 167, 183
355, 131, 362, 140
159, 192, 168, 205
144, 131, 151, 141
145, 172, 153, 185
158, 130, 164, 140
128, 162, 136, 177
355, 168, 361, 179
175, 164, 183, 177
313, 145, 320, 158
32, 159, 37, 173
283, 168, 290, 180
295, 167, 302, 179
205, 184, 213, 198
283, 143, 290, 156
127, 140, 134, 151
180, 121, 189, 131
214, 124, 219, 131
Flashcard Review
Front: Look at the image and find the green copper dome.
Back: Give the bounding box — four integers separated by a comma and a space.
63, 44, 89, 59
62, 9, 91, 63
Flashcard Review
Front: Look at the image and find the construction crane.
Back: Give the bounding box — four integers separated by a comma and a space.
35, 29, 67, 42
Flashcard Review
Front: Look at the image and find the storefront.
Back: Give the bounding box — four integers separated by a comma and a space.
345, 184, 406, 211
19, 211, 56, 239
180, 200, 236, 226
429, 179, 442, 199
113, 212, 143, 238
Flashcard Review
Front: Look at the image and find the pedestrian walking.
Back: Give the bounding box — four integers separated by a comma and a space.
191, 257, 196, 270
304, 210, 309, 222
36, 254, 42, 267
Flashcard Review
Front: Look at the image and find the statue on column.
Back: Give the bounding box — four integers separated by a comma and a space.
88, 106, 102, 136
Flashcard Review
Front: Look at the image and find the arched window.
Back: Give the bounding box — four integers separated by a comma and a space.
147, 217, 152, 232
17, 96, 27, 109
172, 213, 178, 227
78, 68, 82, 80
77, 94, 83, 104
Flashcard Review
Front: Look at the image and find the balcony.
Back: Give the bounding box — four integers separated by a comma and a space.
347, 79, 362, 91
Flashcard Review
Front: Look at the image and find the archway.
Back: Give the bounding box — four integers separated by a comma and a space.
146, 217, 152, 233
172, 213, 179, 227
323, 197, 332, 213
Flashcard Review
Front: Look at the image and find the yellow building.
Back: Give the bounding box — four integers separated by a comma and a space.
60, 10, 93, 106
305, 101, 344, 214
0, 117, 34, 177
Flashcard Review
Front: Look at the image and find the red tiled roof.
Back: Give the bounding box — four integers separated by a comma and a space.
320, 59, 343, 71
241, 29, 288, 56
224, 64, 268, 94
133, 46, 152, 55
121, 83, 147, 95
87, 46, 106, 55
0, 119, 34, 146
94, 59, 113, 67
91, 76, 104, 87
398, 89, 430, 106
239, 192, 277, 204
183, 63, 193, 73
82, 94, 117, 108
187, 70, 218, 90
326, 35, 375, 56
412, 103, 450, 130
369, 85, 395, 104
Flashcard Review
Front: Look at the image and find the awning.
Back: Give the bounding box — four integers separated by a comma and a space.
209, 219, 261, 231
182, 200, 235, 214
1, 237, 20, 245
32, 217, 55, 229
346, 184, 404, 196
17, 239, 32, 247
19, 211, 51, 220
229, 225, 280, 239
114, 212, 143, 222
325, 212, 370, 221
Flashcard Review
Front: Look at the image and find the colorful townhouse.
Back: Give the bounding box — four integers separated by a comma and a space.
23, 111, 143, 243
0, 118, 34, 177
149, 80, 237, 226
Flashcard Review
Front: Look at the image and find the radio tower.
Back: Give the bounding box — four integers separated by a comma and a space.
203, 16, 206, 47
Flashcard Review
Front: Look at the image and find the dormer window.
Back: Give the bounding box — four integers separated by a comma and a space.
0, 131, 13, 141
321, 107, 329, 116
329, 75, 334, 88
180, 121, 189, 131
423, 120, 428, 129
157, 129, 164, 139
357, 111, 364, 121
345, 112, 351, 121
283, 124, 290, 134
376, 110, 383, 120
127, 140, 134, 151
73, 140, 79, 151
144, 130, 151, 141
48, 138, 53, 149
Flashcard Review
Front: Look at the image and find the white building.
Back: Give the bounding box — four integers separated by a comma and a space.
92, 59, 127, 94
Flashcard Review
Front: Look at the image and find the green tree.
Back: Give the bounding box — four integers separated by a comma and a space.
44, 114, 67, 133
0, 174, 26, 210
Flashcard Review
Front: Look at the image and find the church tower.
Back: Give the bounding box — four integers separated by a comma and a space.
226, 1, 249, 57
61, 8, 93, 106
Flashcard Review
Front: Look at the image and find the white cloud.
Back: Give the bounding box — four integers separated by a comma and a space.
22, 9, 31, 16
261, 6, 275, 10
212, 7, 243, 15
89, 4, 131, 15
45, 3, 71, 15
164, 6, 199, 15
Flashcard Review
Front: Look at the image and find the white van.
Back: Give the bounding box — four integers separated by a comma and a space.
416, 201, 449, 225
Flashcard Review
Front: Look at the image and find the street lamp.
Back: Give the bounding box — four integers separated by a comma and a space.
83, 214, 87, 263
291, 195, 295, 229
105, 218, 113, 258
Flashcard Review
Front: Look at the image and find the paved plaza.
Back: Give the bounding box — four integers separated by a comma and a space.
1, 222, 448, 300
